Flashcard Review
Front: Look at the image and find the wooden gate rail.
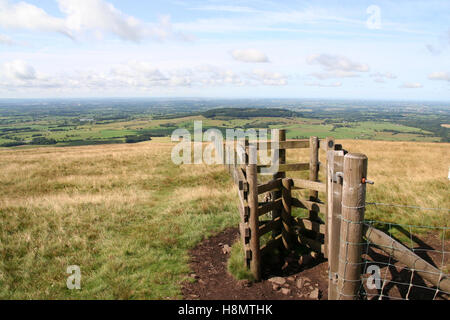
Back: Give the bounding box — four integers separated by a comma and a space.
257, 163, 309, 173
292, 179, 327, 193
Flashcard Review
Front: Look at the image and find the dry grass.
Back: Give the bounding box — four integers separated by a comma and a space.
0, 138, 448, 299
0, 139, 238, 299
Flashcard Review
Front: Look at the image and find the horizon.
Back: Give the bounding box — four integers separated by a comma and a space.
0, 97, 450, 104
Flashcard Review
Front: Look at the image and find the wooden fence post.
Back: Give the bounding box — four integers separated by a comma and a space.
247, 146, 261, 281
323, 137, 334, 259
309, 136, 320, 222
337, 153, 368, 300
281, 178, 293, 251
327, 149, 345, 300
272, 129, 286, 239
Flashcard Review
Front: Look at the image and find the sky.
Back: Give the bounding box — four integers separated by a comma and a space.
0, 0, 449, 100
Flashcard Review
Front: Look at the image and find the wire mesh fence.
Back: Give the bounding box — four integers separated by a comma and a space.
355, 220, 449, 300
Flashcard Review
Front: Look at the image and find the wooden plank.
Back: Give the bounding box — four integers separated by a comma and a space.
271, 129, 286, 240
327, 150, 344, 300
292, 179, 327, 193
259, 217, 282, 237
258, 163, 309, 173
238, 180, 249, 192
293, 217, 326, 234
236, 166, 246, 182
246, 140, 310, 150
323, 136, 334, 260
246, 159, 261, 281
320, 137, 335, 152
363, 225, 450, 294
238, 201, 250, 222
337, 153, 368, 300
240, 222, 251, 245
291, 197, 326, 214
319, 161, 326, 175
279, 140, 310, 149
238, 188, 248, 209
258, 199, 282, 217
257, 178, 282, 194
309, 136, 320, 221
281, 178, 293, 250
298, 234, 325, 254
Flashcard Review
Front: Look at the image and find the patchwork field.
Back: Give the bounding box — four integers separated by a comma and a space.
0, 113, 442, 148
0, 138, 448, 299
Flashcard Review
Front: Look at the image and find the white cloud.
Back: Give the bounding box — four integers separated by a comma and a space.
231, 49, 269, 63
0, 34, 15, 45
307, 54, 369, 72
3, 60, 37, 80
0, 60, 289, 92
58, 0, 144, 41
400, 82, 423, 88
370, 72, 397, 79
307, 54, 369, 80
305, 81, 342, 87
0, 0, 188, 42
428, 71, 450, 82
309, 71, 360, 80
251, 69, 287, 86
0, 0, 70, 37
370, 72, 397, 83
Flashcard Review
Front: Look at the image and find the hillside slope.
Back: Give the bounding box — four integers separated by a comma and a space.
0, 139, 448, 299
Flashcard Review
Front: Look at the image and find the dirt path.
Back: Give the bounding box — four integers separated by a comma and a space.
182, 228, 449, 300
182, 228, 329, 300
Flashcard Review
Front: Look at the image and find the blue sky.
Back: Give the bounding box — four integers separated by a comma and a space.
0, 0, 449, 100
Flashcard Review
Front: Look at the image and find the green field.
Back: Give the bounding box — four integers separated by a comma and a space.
0, 115, 441, 149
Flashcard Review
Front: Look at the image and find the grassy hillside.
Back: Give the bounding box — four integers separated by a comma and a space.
0, 138, 448, 299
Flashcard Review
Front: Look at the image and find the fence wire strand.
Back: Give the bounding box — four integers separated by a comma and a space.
336, 218, 449, 300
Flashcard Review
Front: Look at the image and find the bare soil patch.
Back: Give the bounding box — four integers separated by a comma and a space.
182, 228, 449, 300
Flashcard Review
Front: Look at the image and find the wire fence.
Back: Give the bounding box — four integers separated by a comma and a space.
343, 218, 450, 300
366, 202, 450, 213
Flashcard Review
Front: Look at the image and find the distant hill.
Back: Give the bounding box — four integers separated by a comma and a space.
202, 108, 301, 119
